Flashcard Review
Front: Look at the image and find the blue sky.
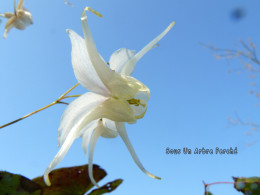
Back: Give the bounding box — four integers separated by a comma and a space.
0, 0, 260, 194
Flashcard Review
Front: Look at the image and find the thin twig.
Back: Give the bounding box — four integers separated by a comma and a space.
0, 83, 79, 129
205, 181, 234, 186
62, 95, 81, 99
203, 180, 234, 194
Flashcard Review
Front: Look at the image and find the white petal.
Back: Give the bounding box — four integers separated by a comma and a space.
81, 121, 97, 154
97, 98, 136, 123
129, 104, 147, 120
81, 119, 118, 154
44, 126, 78, 186
15, 11, 33, 28
121, 22, 175, 75
58, 92, 108, 146
60, 96, 138, 149
80, 14, 143, 100
88, 120, 105, 188
46, 98, 111, 186
128, 87, 150, 119
60, 95, 138, 149
4, 16, 16, 39
109, 48, 136, 75
67, 29, 110, 96
101, 119, 118, 138
116, 122, 161, 180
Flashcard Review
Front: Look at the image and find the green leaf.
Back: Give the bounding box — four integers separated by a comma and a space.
87, 179, 123, 195
32, 164, 107, 195
0, 171, 42, 195
233, 176, 260, 195
205, 191, 213, 195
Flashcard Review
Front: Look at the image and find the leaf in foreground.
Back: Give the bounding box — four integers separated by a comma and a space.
33, 164, 106, 195
87, 179, 123, 195
205, 191, 213, 195
233, 176, 260, 195
0, 164, 122, 195
0, 171, 42, 195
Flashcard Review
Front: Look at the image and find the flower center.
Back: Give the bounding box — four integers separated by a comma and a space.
127, 98, 146, 107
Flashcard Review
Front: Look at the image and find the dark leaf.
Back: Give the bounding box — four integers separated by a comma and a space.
233, 176, 260, 195
32, 164, 106, 195
0, 171, 42, 195
87, 179, 123, 195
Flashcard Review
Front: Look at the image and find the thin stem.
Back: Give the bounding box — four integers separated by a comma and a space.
203, 180, 234, 195
0, 83, 79, 129
206, 181, 234, 186
57, 83, 79, 100
0, 101, 57, 129
62, 95, 81, 99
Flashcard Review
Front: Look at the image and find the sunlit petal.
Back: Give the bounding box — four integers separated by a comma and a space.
46, 7, 174, 187
67, 29, 110, 96
58, 92, 108, 146
81, 121, 97, 154
121, 22, 175, 75
116, 122, 161, 180
97, 98, 136, 123
44, 127, 78, 186
109, 48, 136, 75
4, 16, 16, 38
46, 104, 112, 185
60, 96, 137, 147
101, 119, 118, 138
88, 120, 105, 188
80, 12, 142, 100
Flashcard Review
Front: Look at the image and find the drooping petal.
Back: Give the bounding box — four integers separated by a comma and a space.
81, 121, 97, 154
46, 98, 115, 186
88, 120, 105, 188
44, 125, 79, 186
116, 122, 161, 180
52, 96, 142, 184
109, 48, 136, 75
4, 16, 16, 38
58, 92, 108, 146
67, 29, 110, 96
121, 22, 175, 75
60, 95, 139, 149
81, 119, 118, 154
80, 11, 144, 100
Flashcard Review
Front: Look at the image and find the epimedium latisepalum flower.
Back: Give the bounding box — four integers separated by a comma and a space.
0, 0, 33, 39
44, 7, 174, 188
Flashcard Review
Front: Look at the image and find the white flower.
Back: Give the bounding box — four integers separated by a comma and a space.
0, 0, 33, 39
44, 7, 174, 187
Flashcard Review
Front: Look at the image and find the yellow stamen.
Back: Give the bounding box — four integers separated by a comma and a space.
127, 99, 145, 107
